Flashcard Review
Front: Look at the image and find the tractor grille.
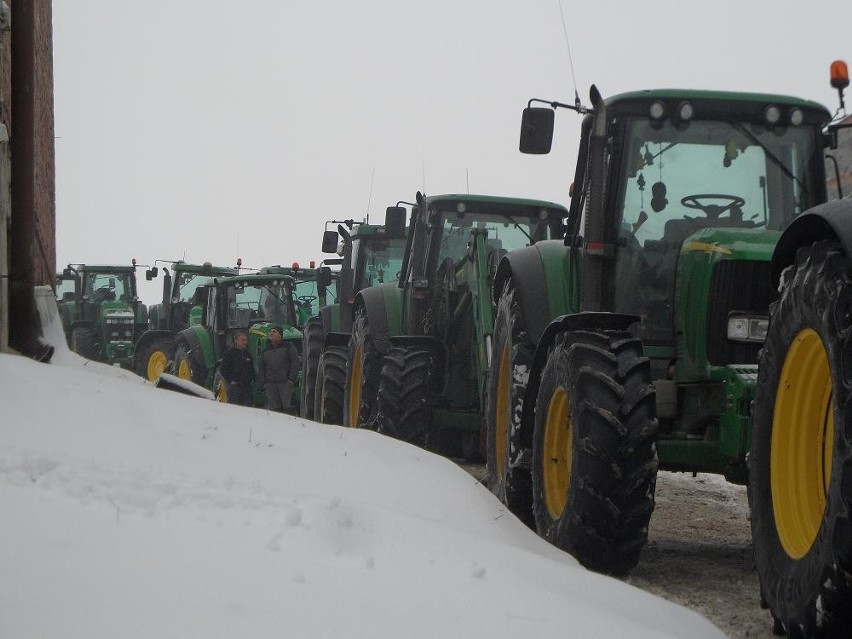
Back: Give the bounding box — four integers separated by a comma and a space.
706, 260, 774, 366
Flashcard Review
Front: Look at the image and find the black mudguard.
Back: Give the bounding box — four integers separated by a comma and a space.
353, 285, 394, 356
772, 199, 852, 285
493, 241, 562, 346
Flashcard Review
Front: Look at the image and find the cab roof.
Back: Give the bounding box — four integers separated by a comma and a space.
423, 193, 568, 215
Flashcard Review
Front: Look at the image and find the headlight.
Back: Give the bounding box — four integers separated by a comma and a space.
727, 314, 769, 343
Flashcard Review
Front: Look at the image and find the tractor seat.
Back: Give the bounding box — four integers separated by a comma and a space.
94, 288, 116, 301
662, 218, 698, 247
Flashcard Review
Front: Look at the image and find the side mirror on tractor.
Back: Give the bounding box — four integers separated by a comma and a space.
519, 107, 555, 154
318, 266, 333, 288
321, 230, 339, 254
384, 206, 406, 239
145, 267, 159, 281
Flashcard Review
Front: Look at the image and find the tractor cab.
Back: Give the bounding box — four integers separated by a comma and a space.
600, 94, 828, 358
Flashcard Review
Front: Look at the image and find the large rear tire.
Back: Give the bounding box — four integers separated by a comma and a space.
213, 370, 229, 403
375, 347, 431, 447
532, 329, 657, 576
486, 282, 536, 527
314, 346, 347, 425
750, 240, 852, 637
174, 344, 206, 387
71, 326, 98, 360
343, 309, 381, 429
300, 317, 324, 419
137, 337, 175, 382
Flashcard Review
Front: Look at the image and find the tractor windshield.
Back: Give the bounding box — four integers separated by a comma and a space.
617, 117, 821, 241
433, 208, 564, 265
291, 276, 333, 321
352, 236, 407, 290
83, 271, 135, 303
613, 115, 823, 343
176, 272, 213, 303
226, 280, 296, 328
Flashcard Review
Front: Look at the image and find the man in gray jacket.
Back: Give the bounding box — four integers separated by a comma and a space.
258, 326, 300, 413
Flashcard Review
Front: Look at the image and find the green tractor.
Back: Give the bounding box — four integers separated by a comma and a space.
343, 193, 568, 458
134, 260, 238, 381
58, 263, 149, 367
304, 210, 407, 424
746, 60, 852, 636
485, 85, 833, 578
172, 270, 329, 410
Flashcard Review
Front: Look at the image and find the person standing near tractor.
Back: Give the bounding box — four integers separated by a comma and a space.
258, 325, 299, 413
220, 331, 255, 406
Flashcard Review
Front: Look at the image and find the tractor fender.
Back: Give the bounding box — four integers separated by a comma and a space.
352, 282, 404, 356
492, 240, 573, 345
772, 199, 852, 285
519, 311, 641, 443
388, 334, 448, 396
318, 304, 341, 335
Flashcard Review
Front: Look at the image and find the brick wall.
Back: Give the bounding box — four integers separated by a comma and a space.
1, 0, 56, 355
31, 0, 56, 286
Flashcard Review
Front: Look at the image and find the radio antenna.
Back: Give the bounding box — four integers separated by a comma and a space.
557, 0, 582, 111
365, 166, 375, 223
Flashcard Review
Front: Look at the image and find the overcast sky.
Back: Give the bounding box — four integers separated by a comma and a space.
53, 1, 852, 304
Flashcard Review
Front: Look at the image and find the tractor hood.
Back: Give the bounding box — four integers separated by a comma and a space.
100, 303, 136, 331
674, 226, 780, 381
678, 226, 780, 262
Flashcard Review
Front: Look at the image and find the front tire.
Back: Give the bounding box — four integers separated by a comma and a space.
174, 344, 205, 387
486, 282, 536, 527
314, 346, 347, 425
532, 329, 657, 575
300, 317, 324, 419
343, 309, 381, 429
375, 347, 431, 447
213, 370, 229, 403
137, 337, 175, 382
71, 326, 98, 360
750, 240, 852, 637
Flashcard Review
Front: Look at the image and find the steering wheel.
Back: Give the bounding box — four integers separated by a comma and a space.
298, 295, 317, 307
680, 194, 745, 220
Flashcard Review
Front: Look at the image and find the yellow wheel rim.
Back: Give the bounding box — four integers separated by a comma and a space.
772, 328, 833, 559
494, 342, 511, 477
146, 350, 168, 382
347, 345, 363, 428
215, 379, 228, 403
177, 357, 191, 381
543, 384, 572, 520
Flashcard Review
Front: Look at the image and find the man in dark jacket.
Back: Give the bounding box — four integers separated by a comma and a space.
258, 325, 299, 413
219, 331, 255, 406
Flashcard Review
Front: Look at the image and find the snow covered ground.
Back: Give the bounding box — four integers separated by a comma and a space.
0, 293, 725, 638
